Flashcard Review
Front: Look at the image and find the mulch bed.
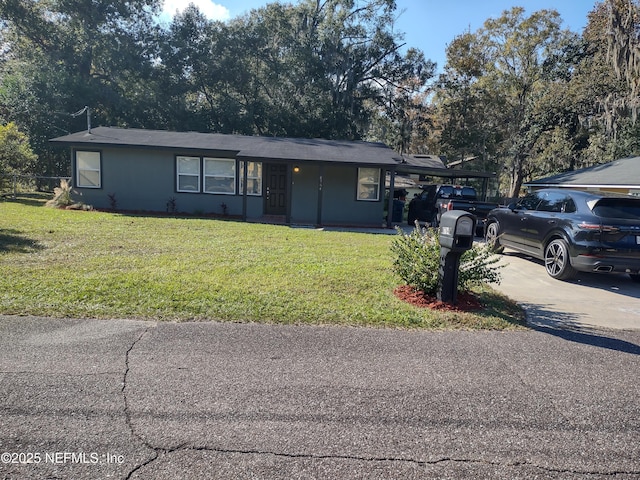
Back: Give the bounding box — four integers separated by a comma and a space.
393, 285, 483, 312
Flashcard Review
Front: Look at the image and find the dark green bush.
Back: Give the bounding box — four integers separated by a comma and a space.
391, 224, 502, 295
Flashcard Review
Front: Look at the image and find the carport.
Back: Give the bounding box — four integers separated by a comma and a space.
386, 155, 497, 227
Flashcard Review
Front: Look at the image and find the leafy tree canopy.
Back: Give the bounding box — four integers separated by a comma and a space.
0, 122, 37, 183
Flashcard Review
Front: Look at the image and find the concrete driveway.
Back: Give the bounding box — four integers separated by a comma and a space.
1, 316, 640, 479
386, 226, 640, 330
491, 249, 640, 330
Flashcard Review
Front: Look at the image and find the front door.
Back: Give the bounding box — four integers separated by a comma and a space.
265, 163, 288, 215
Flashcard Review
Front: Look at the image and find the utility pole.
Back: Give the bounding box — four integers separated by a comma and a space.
71, 106, 91, 133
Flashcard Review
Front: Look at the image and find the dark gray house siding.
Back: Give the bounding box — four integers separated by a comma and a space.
53, 127, 404, 227
71, 146, 265, 217
287, 164, 382, 226
291, 163, 320, 224
322, 165, 383, 226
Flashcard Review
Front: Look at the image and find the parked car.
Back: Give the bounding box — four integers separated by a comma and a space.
484, 188, 640, 281
407, 184, 498, 235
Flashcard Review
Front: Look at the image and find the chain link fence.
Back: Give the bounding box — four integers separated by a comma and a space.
1, 175, 71, 198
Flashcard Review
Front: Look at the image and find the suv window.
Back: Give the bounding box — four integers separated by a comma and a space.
537, 192, 576, 213
564, 197, 577, 213
592, 198, 640, 219
516, 193, 541, 211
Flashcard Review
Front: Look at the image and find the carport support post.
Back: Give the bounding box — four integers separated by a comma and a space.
437, 247, 461, 304
480, 177, 489, 201
316, 164, 324, 227
386, 168, 396, 228
242, 160, 248, 221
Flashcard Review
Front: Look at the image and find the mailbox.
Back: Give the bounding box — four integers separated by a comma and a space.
437, 210, 477, 304
439, 211, 476, 252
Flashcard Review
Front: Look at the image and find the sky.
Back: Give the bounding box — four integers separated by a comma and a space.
161, 0, 599, 73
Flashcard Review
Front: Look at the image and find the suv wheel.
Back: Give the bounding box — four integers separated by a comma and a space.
485, 222, 504, 253
544, 238, 576, 280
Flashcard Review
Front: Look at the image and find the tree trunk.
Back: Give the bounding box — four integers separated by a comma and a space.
508, 155, 525, 198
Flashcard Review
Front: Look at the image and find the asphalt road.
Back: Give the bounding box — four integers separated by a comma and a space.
2, 316, 640, 479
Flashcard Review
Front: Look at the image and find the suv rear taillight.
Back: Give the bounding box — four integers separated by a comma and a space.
578, 222, 620, 233
446, 201, 454, 211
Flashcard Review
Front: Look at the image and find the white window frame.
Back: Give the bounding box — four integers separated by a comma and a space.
176, 156, 201, 193
76, 150, 101, 188
239, 161, 263, 196
203, 157, 236, 195
357, 167, 380, 201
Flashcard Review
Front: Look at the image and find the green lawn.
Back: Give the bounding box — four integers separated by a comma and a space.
0, 195, 525, 329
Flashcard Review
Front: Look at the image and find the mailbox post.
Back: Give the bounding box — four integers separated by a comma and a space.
437, 211, 477, 304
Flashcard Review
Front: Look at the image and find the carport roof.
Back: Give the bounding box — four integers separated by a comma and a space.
395, 154, 496, 179
526, 156, 640, 188
50, 126, 405, 166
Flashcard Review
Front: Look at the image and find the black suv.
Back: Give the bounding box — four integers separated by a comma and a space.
485, 188, 640, 281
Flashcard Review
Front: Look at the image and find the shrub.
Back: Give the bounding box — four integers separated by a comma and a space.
390, 224, 441, 295
108, 192, 117, 210
166, 196, 177, 213
391, 224, 502, 295
45, 179, 74, 208
45, 179, 90, 210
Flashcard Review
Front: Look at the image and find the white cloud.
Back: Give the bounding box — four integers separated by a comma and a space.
162, 0, 231, 21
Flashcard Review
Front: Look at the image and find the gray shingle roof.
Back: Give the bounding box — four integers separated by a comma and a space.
400, 154, 446, 169
527, 156, 640, 187
50, 127, 404, 166
393, 154, 495, 179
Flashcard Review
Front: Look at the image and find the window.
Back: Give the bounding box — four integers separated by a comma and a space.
76, 151, 101, 188
357, 168, 380, 201
460, 187, 476, 200
438, 185, 454, 198
177, 156, 201, 192
239, 161, 262, 195
538, 192, 575, 213
516, 193, 542, 211
593, 198, 640, 219
204, 158, 236, 194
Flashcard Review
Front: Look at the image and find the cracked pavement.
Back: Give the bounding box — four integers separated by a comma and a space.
1, 316, 640, 479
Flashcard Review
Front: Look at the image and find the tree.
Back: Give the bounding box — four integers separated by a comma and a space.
0, 122, 37, 189
0, 0, 432, 160
365, 51, 435, 154
155, 5, 229, 133
0, 0, 163, 174
157, 0, 433, 140
606, 0, 640, 121
433, 31, 503, 170
434, 8, 578, 197
562, 1, 640, 162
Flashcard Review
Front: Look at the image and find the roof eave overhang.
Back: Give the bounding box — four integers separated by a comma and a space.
50, 139, 242, 156
395, 165, 496, 179
52, 140, 400, 168
221, 153, 400, 168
